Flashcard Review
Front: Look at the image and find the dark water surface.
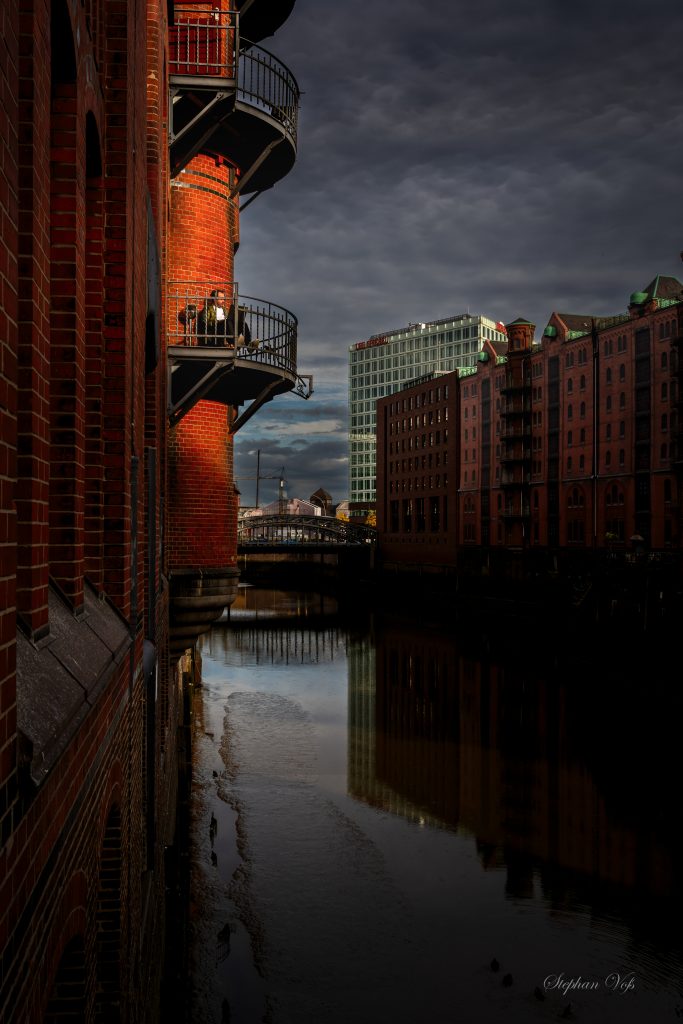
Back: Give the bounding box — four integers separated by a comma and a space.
188, 586, 683, 1024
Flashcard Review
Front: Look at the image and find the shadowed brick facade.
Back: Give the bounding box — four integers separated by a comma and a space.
376, 373, 460, 566
0, 0, 304, 1020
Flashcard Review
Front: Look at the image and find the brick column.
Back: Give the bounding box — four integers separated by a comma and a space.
167, 155, 239, 573
167, 155, 240, 654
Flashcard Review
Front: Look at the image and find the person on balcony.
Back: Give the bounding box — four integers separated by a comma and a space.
197, 288, 257, 349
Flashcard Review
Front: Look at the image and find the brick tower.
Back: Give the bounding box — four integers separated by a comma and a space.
166, 0, 311, 656
500, 317, 535, 548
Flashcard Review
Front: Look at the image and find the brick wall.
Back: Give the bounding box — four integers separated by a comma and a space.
169, 155, 239, 282
168, 401, 238, 568
1, 0, 181, 1020
167, 153, 240, 572
16, 3, 51, 638
0, 0, 19, 857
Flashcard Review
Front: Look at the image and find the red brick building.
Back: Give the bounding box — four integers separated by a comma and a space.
377, 278, 683, 584
376, 372, 460, 567
0, 1, 306, 1020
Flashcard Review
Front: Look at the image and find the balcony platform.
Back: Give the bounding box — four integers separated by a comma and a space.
168, 345, 306, 427
167, 282, 311, 427
169, 11, 299, 185
169, 87, 297, 188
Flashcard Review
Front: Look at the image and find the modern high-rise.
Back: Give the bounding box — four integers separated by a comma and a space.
348, 313, 507, 515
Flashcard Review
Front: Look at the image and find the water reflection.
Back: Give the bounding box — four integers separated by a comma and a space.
352, 615, 679, 897
191, 589, 683, 1024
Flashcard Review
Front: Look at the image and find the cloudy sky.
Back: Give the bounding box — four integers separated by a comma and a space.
233, 0, 683, 507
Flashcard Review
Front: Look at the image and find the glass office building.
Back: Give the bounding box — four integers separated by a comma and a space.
348, 313, 507, 512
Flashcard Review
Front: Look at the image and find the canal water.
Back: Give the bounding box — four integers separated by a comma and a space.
187, 586, 683, 1024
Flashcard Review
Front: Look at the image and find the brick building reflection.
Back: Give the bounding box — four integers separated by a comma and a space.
347, 613, 677, 904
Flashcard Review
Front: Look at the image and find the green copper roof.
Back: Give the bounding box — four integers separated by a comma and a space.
543, 325, 557, 338
630, 291, 648, 305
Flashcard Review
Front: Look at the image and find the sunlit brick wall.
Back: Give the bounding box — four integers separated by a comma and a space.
167, 153, 240, 571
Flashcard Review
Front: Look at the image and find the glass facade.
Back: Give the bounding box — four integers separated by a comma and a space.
348, 314, 506, 506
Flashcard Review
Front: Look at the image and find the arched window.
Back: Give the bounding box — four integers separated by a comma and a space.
44, 936, 87, 1022
96, 806, 122, 1022
49, 0, 83, 609
84, 113, 105, 587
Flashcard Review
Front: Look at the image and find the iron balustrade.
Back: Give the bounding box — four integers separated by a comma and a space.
170, 5, 238, 79
238, 41, 299, 144
503, 425, 532, 439
596, 313, 630, 332
500, 447, 532, 461
168, 281, 298, 377
502, 504, 531, 519
238, 515, 376, 545
169, 8, 299, 144
501, 469, 531, 486
502, 398, 531, 415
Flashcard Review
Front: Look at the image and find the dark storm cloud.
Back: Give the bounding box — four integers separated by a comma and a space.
235, 0, 683, 500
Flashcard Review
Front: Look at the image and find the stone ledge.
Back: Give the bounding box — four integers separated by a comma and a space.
16, 582, 132, 786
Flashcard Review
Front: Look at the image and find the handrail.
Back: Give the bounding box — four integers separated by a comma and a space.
167, 280, 298, 377
238, 40, 299, 144
170, 5, 238, 78
237, 514, 377, 544
169, 9, 299, 144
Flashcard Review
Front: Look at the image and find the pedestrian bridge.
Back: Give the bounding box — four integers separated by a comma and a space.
238, 514, 376, 548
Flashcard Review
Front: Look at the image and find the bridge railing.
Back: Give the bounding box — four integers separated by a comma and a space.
238, 514, 376, 545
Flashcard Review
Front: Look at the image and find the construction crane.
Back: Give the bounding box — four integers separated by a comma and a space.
237, 449, 286, 509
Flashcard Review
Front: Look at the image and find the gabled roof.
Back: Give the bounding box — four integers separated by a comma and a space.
641, 275, 683, 301
507, 317, 535, 327
554, 313, 595, 333
489, 338, 508, 357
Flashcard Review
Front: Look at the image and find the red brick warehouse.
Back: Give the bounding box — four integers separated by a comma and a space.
0, 0, 310, 1020
376, 280, 683, 608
